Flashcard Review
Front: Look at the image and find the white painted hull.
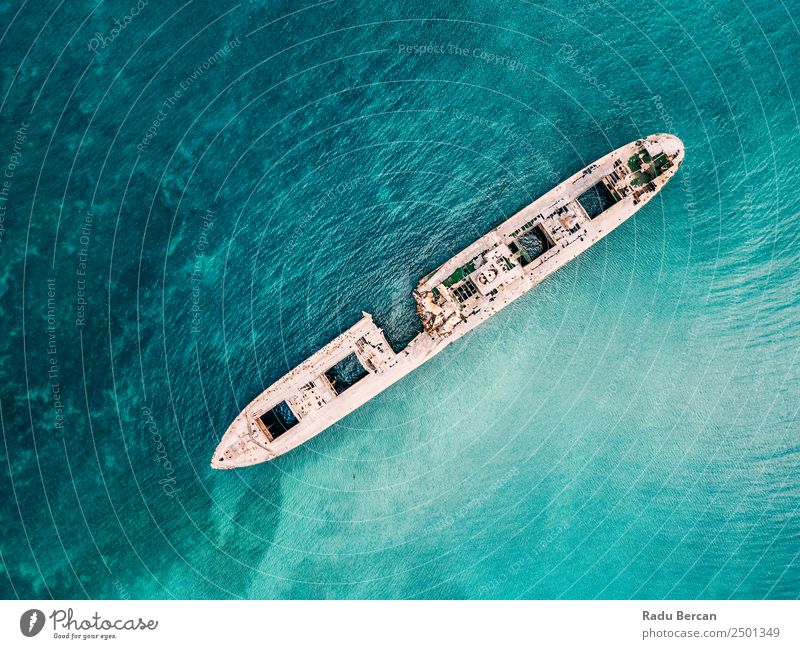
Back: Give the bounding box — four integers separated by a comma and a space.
212, 134, 684, 469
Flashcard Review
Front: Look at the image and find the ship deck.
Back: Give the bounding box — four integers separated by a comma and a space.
413, 134, 683, 340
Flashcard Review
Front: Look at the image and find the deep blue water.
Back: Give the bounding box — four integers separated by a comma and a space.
1, 0, 799, 599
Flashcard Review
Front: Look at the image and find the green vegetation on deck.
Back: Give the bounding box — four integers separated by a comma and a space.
443, 261, 476, 287
627, 148, 650, 172
630, 169, 654, 186
628, 148, 672, 186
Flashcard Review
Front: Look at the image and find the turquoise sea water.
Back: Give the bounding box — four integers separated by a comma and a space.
1, 0, 798, 599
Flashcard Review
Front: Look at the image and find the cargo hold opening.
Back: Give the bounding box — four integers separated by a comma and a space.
324, 353, 369, 395
516, 223, 553, 267
257, 401, 299, 440
578, 182, 617, 219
